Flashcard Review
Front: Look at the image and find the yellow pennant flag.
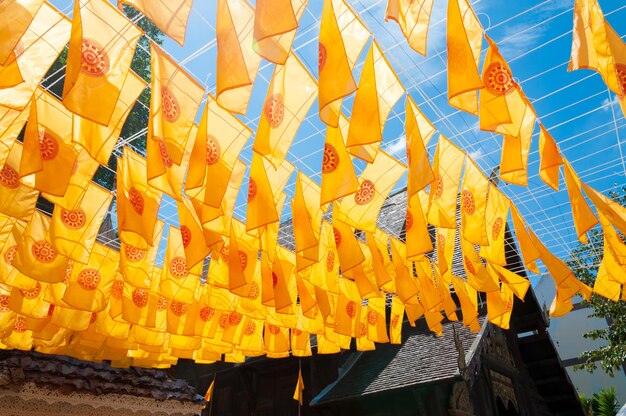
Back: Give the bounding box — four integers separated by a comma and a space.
488, 264, 530, 301
254, 53, 317, 168
594, 245, 622, 302
479, 36, 526, 137
500, 102, 536, 186
562, 158, 598, 244
331, 216, 365, 274
159, 226, 203, 304
253, 0, 307, 64
597, 211, 626, 276
335, 278, 362, 338
0, 3, 70, 110
389, 237, 419, 303
117, 148, 163, 249
292, 172, 323, 271
49, 183, 112, 264
43, 149, 99, 212
583, 183, 626, 236
320, 122, 360, 205
62, 243, 119, 312
177, 197, 220, 269
510, 206, 541, 274
479, 186, 510, 266
215, 0, 261, 114
459, 158, 489, 246
406, 190, 433, 260
72, 71, 146, 165
186, 95, 251, 208
0, 48, 25, 90
346, 41, 404, 162
366, 229, 395, 291
385, 0, 434, 56
63, 0, 141, 126
405, 96, 436, 196
461, 237, 499, 292
149, 42, 204, 165
389, 296, 404, 344
309, 221, 340, 294
147, 123, 195, 201
446, 0, 483, 115
569, 0, 622, 96
120, 220, 164, 289
436, 227, 455, 277
0, 0, 44, 64
337, 151, 405, 233
318, 0, 369, 127
118, 0, 192, 46
0, 106, 30, 168
246, 152, 294, 231
451, 276, 479, 331
13, 211, 70, 284
605, 23, 626, 118
20, 89, 78, 197
538, 124, 562, 191
227, 219, 260, 297
428, 135, 465, 229
0, 143, 38, 221
366, 296, 389, 343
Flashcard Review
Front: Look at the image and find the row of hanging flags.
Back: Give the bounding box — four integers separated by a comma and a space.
0, 0, 623, 368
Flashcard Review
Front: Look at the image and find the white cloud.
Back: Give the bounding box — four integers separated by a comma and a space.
469, 148, 484, 160
385, 136, 407, 158
602, 95, 621, 111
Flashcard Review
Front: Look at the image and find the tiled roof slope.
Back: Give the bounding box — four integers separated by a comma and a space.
0, 350, 202, 403
312, 315, 486, 405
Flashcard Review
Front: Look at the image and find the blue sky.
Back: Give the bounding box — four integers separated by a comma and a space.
50, 0, 626, 284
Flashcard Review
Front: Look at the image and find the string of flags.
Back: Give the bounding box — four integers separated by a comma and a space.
0, 0, 623, 368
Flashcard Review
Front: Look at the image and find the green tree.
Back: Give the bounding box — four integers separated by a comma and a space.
566, 186, 626, 376
579, 387, 619, 416
41, 5, 164, 190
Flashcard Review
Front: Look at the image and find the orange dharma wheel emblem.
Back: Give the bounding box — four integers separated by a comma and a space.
485, 62, 516, 95
132, 288, 149, 308
264, 93, 285, 128
360, 323, 367, 337
617, 64, 626, 95
124, 244, 146, 263
3, 245, 17, 266
390, 313, 400, 328
464, 256, 476, 275
0, 295, 9, 312
13, 316, 26, 333
492, 217, 504, 240
31, 240, 57, 263
78, 269, 101, 290
218, 313, 230, 329
367, 310, 378, 325
220, 245, 230, 262
128, 187, 144, 215
0, 164, 19, 189
61, 208, 86, 229
326, 251, 335, 272
332, 227, 341, 247
90, 312, 98, 324
161, 85, 180, 122
244, 321, 256, 336
248, 281, 260, 300
272, 271, 278, 287
405, 211, 413, 231
156, 139, 173, 168
20, 282, 41, 299
433, 177, 443, 199
199, 306, 215, 322
206, 135, 221, 165
355, 179, 376, 205
39, 130, 59, 161
238, 250, 248, 270
247, 178, 257, 202
169, 256, 189, 278
111, 280, 124, 299
293, 328, 302, 336
318, 43, 328, 71
80, 38, 110, 77
157, 296, 168, 311
180, 225, 192, 248
170, 300, 187, 317
229, 311, 243, 326
345, 301, 357, 318
322, 143, 339, 173
461, 190, 475, 215
267, 324, 281, 335
437, 233, 445, 249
